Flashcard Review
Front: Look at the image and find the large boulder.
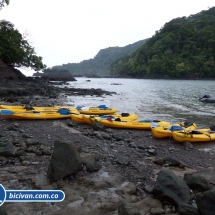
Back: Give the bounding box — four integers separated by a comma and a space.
0, 60, 26, 81
184, 172, 211, 192
196, 190, 215, 215
153, 169, 190, 207
40, 70, 76, 81
178, 203, 200, 215
47, 140, 82, 181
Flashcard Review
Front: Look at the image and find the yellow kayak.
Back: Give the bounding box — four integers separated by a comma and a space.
71, 113, 139, 124
151, 122, 197, 139
172, 129, 215, 143
71, 114, 86, 123
0, 108, 79, 120
0, 104, 27, 109
56, 105, 118, 115
83, 113, 139, 124
0, 104, 59, 111
0, 104, 78, 112
76, 105, 118, 115
0, 104, 117, 115
98, 119, 171, 130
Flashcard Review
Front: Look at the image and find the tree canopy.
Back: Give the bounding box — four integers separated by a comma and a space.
110, 7, 215, 79
0, 1, 46, 71
0, 20, 46, 71
0, 0, 9, 10
51, 39, 148, 77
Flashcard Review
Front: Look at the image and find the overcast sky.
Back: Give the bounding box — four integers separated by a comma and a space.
0, 0, 214, 76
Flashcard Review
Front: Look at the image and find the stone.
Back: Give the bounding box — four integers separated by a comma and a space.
196, 190, 215, 215
153, 169, 190, 207
0, 142, 17, 157
47, 140, 82, 181
184, 172, 211, 192
178, 203, 200, 215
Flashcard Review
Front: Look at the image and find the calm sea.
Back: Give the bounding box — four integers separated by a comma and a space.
63, 77, 215, 128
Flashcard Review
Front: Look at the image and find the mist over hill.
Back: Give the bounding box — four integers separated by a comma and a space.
49, 39, 148, 77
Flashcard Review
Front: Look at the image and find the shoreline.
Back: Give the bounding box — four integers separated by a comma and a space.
0, 79, 215, 214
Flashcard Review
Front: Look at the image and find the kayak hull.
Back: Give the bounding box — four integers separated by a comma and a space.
0, 111, 71, 120
0, 105, 79, 112
0, 104, 117, 115
71, 114, 86, 123
151, 122, 197, 139
83, 113, 139, 124
98, 120, 171, 130
78, 108, 118, 115
172, 130, 215, 143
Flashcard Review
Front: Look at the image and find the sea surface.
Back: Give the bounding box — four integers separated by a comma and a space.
62, 77, 215, 128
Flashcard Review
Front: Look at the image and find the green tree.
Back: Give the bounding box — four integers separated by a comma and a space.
110, 7, 215, 78
0, 0, 9, 10
0, 20, 46, 71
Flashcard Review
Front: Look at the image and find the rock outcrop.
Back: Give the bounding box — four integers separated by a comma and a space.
0, 60, 26, 81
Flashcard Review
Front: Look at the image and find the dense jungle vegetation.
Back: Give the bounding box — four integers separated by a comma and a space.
0, 0, 46, 72
110, 7, 215, 78
50, 39, 148, 77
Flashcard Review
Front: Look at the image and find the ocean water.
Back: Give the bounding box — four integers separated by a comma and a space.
62, 77, 215, 128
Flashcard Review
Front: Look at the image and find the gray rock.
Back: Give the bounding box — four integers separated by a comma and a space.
92, 122, 105, 131
0, 131, 5, 137
144, 185, 153, 194
115, 157, 130, 166
25, 139, 40, 146
153, 169, 190, 207
178, 203, 200, 215
67, 122, 75, 127
184, 172, 211, 192
42, 147, 52, 155
16, 150, 26, 157
80, 151, 100, 164
22, 160, 30, 165
150, 207, 166, 214
118, 203, 141, 215
7, 125, 18, 131
0, 141, 7, 147
153, 158, 164, 166
163, 157, 186, 167
0, 207, 7, 215
128, 142, 136, 148
0, 142, 17, 157
154, 157, 186, 167
112, 134, 123, 141
47, 140, 82, 181
131, 197, 164, 215
86, 160, 101, 172
147, 148, 157, 155
22, 134, 33, 138
182, 141, 194, 149
95, 131, 112, 140
196, 190, 215, 215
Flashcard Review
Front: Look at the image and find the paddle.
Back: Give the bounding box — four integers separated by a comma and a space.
0, 108, 79, 116
97, 104, 107, 109
0, 110, 34, 115
57, 109, 79, 115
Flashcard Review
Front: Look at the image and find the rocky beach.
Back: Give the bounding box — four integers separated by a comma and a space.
0, 77, 215, 215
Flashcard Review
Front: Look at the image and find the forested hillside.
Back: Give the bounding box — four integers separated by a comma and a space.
51, 39, 148, 77
110, 7, 215, 78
